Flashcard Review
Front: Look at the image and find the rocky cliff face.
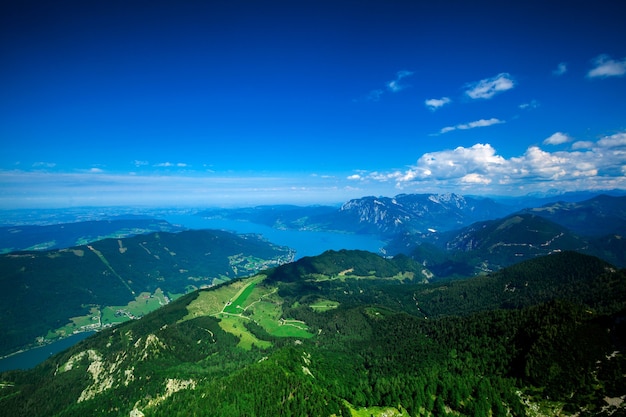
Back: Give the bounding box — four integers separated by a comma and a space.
339, 193, 510, 235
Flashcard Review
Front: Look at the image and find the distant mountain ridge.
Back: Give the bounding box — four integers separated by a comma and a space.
337, 193, 512, 235
196, 192, 626, 240
402, 209, 626, 277
0, 218, 186, 254
198, 192, 516, 236
521, 194, 626, 236
196, 193, 626, 274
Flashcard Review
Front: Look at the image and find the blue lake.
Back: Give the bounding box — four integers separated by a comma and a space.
0, 332, 94, 373
164, 215, 386, 259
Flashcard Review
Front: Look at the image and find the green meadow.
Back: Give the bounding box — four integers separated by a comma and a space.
45, 288, 173, 340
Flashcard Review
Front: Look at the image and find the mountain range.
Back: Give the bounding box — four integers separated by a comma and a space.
0, 249, 624, 416
399, 195, 626, 276
200, 193, 626, 274
198, 192, 626, 238
1, 192, 626, 416
520, 194, 626, 237
197, 193, 515, 236
2, 193, 626, 358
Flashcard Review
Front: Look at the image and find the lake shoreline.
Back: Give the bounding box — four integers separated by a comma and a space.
0, 331, 96, 372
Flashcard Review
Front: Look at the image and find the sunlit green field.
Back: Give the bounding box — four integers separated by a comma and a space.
45, 288, 175, 340
216, 315, 272, 350
309, 299, 340, 312
183, 274, 314, 348
347, 405, 410, 417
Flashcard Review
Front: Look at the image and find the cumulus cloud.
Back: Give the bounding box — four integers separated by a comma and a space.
465, 73, 515, 99
572, 141, 594, 150
425, 97, 451, 111
553, 62, 567, 76
597, 131, 626, 148
354, 131, 626, 195
439, 118, 504, 134
587, 54, 626, 78
543, 132, 572, 146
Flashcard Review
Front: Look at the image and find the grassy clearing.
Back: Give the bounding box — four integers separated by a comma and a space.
182, 280, 247, 321
252, 302, 313, 339
45, 306, 101, 340
183, 273, 313, 347
347, 404, 410, 417
46, 289, 171, 340
216, 315, 272, 350
101, 289, 168, 324
309, 299, 340, 312
223, 275, 264, 314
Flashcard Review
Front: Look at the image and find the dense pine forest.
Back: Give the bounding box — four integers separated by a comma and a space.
1, 250, 625, 416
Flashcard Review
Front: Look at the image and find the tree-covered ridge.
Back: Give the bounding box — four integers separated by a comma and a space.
1, 250, 625, 416
266, 249, 426, 283
0, 229, 293, 357
522, 194, 626, 237
397, 211, 626, 279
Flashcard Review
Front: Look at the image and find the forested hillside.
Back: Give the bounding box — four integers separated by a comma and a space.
0, 229, 293, 357
1, 250, 624, 416
396, 212, 626, 278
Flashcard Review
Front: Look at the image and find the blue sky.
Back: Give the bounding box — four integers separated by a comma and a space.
1, 0, 625, 208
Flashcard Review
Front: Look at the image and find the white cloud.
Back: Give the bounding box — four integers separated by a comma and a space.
4, 132, 626, 208
439, 118, 504, 134
155, 162, 188, 168
543, 132, 572, 146
387, 81, 402, 92
572, 141, 594, 150
133, 160, 149, 167
465, 73, 515, 99
461, 173, 492, 184
597, 132, 626, 147
519, 100, 539, 110
366, 70, 414, 100
32, 162, 57, 169
587, 54, 626, 78
356, 130, 626, 195
553, 62, 567, 76
386, 70, 414, 92
425, 97, 451, 111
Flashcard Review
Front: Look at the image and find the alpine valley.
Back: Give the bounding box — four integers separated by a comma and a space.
1, 192, 626, 416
